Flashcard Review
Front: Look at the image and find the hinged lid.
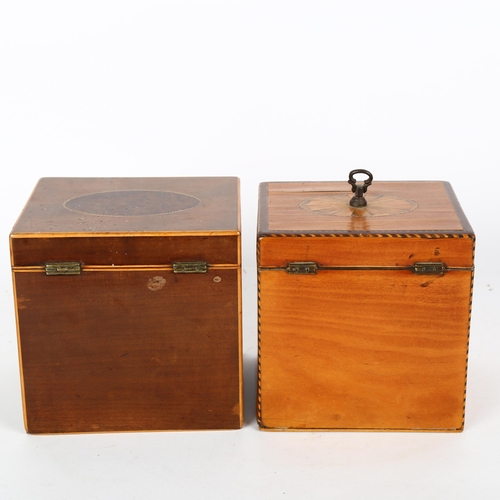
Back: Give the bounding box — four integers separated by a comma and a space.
11, 177, 240, 268
258, 171, 474, 269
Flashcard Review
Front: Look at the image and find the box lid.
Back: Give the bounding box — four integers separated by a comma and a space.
11, 177, 240, 267
258, 174, 474, 268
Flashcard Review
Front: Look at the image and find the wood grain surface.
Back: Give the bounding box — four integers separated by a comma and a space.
11, 234, 239, 267
14, 267, 242, 433
258, 268, 472, 431
259, 234, 474, 269
259, 181, 472, 235
11, 177, 240, 234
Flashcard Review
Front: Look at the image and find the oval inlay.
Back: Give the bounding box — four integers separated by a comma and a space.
64, 190, 201, 217
299, 194, 418, 217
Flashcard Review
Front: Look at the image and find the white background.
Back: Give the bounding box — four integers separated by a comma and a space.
1, 1, 499, 498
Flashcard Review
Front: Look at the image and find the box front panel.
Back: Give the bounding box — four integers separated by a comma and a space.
14, 267, 242, 433
258, 268, 472, 431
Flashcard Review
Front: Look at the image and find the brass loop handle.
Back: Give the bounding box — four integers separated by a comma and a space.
348, 169, 373, 208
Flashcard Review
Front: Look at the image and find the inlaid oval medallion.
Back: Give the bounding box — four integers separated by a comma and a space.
299, 194, 418, 217
64, 190, 201, 217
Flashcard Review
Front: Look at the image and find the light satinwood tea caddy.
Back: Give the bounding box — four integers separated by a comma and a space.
257, 170, 474, 432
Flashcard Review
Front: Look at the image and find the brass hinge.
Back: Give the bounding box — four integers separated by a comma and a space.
412, 262, 446, 275
45, 262, 82, 276
286, 262, 318, 275
172, 261, 208, 274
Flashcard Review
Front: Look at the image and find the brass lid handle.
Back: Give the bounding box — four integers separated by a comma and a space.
348, 169, 373, 208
